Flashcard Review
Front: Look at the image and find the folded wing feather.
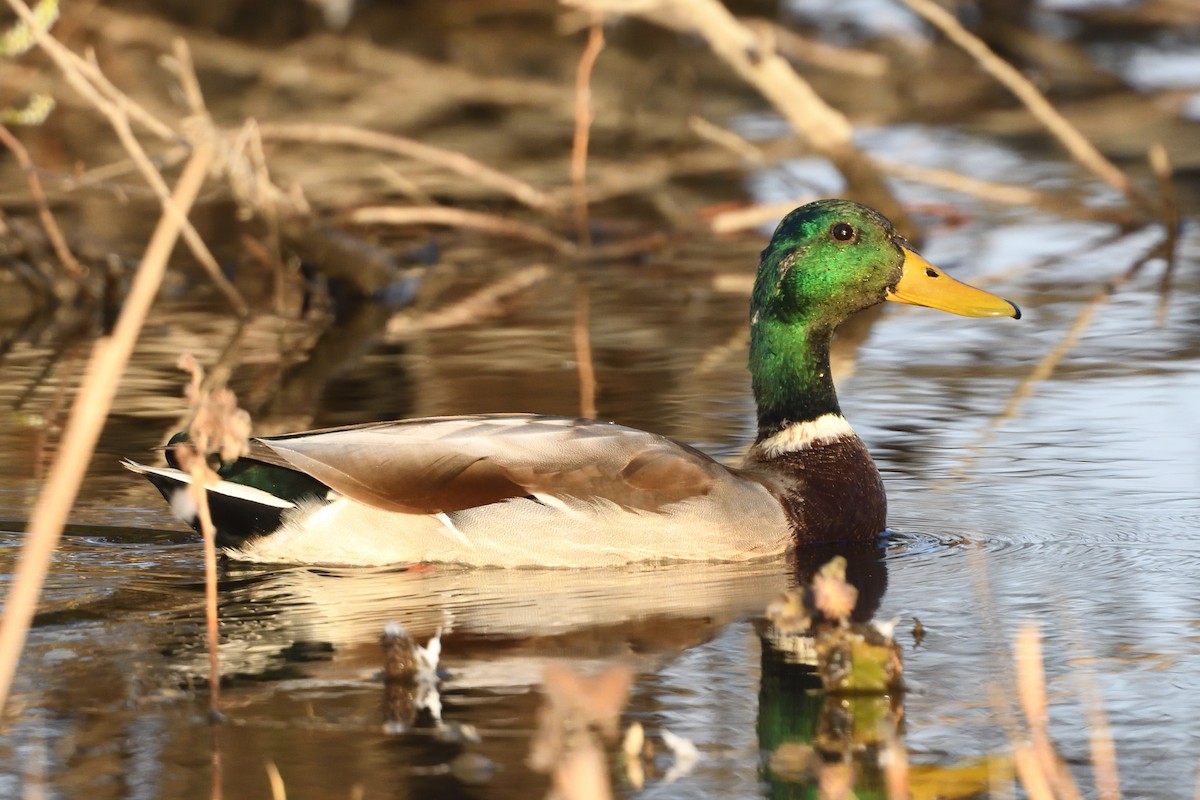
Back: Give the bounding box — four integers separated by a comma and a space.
251, 414, 733, 514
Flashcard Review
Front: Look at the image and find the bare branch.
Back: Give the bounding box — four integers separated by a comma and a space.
563, 0, 910, 230
349, 205, 576, 254
571, 16, 605, 246
258, 122, 556, 212
902, 0, 1155, 217
0, 123, 87, 282
0, 141, 214, 712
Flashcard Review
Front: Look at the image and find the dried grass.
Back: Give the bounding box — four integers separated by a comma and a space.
573, 283, 597, 419
901, 0, 1155, 219
346, 205, 575, 254
0, 122, 86, 283
257, 122, 555, 213
563, 0, 911, 230
0, 139, 213, 710
570, 16, 605, 246
384, 264, 551, 340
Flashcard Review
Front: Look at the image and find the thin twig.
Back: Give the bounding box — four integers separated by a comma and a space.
0, 123, 87, 281
265, 761, 287, 800
1014, 743, 1056, 800
0, 141, 214, 712
257, 122, 556, 212
385, 264, 551, 340
574, 282, 597, 418
1148, 143, 1179, 327
1079, 665, 1121, 800
557, 136, 805, 207
693, 122, 1137, 231
171, 353, 252, 723
709, 199, 816, 234
875, 158, 1139, 226
1052, 591, 1124, 800
758, 21, 888, 78
1017, 626, 1083, 800
110, 108, 249, 316
2, 0, 249, 315
170, 37, 207, 117
1, 0, 175, 141
41, 143, 190, 196
242, 121, 287, 313
348, 205, 576, 254
564, 0, 911, 230
571, 15, 605, 246
901, 0, 1155, 217
191, 454, 222, 718
688, 116, 766, 166
376, 163, 436, 205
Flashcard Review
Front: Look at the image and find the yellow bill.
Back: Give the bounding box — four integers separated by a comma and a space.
886, 248, 1021, 318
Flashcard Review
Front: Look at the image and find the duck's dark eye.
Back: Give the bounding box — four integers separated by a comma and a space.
830, 222, 856, 242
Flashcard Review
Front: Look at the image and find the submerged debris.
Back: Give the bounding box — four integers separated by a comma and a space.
761, 556, 906, 795
379, 622, 443, 733
765, 556, 904, 694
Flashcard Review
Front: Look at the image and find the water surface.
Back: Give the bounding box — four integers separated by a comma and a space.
2, 1, 1199, 797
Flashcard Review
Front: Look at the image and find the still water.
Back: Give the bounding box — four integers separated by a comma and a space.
1, 172, 1197, 797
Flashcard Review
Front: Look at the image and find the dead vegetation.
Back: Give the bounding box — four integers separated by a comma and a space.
0, 0, 1194, 795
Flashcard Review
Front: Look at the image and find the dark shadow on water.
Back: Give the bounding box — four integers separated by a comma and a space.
792, 537, 889, 623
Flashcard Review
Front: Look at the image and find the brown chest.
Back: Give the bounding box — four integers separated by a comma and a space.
743, 436, 886, 542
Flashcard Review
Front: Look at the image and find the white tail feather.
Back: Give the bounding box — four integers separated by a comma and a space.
122, 460, 296, 509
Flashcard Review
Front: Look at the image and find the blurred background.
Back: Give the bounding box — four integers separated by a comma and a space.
0, 1, 1198, 798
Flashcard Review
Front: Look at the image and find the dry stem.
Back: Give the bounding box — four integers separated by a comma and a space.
1017, 627, 1083, 800
2, 0, 174, 141
265, 760, 286, 800
709, 199, 815, 235
562, 0, 909, 230
574, 282, 597, 418
0, 122, 87, 282
955, 234, 1164, 479
1148, 143, 1179, 326
192, 456, 222, 717
2, 0, 249, 315
0, 141, 214, 712
571, 15, 605, 246
874, 158, 1139, 226
384, 264, 550, 340
902, 0, 1155, 217
348, 205, 576, 254
688, 115, 766, 166
758, 21, 888, 78
257, 122, 556, 212
173, 353, 252, 720
883, 734, 910, 799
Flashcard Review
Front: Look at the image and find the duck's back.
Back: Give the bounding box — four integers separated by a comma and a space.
133, 414, 795, 567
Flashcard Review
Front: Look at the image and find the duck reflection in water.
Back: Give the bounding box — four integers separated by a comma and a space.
760, 539, 903, 799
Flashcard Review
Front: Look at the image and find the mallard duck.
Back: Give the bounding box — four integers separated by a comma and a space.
126, 200, 1019, 567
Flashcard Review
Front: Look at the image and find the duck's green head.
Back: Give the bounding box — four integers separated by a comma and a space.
749, 199, 1019, 437
752, 199, 1020, 328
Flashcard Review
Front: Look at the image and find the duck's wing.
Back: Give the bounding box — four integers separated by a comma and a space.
249, 414, 737, 514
